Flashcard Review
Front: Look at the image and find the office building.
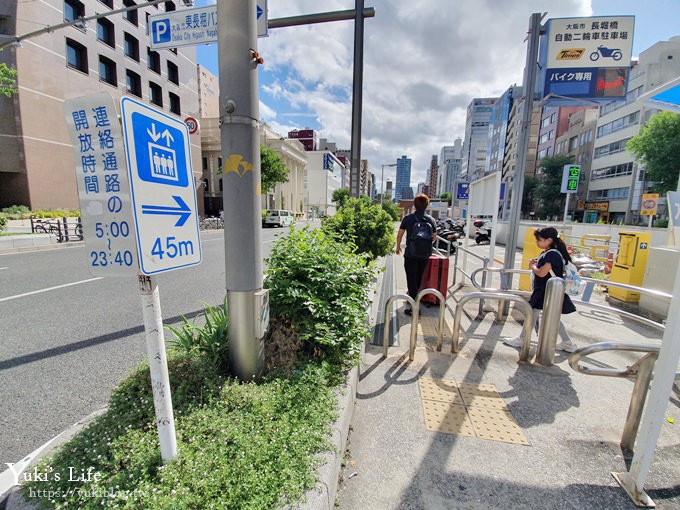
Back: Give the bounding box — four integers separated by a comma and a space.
0, 0, 200, 209
288, 129, 318, 152
461, 98, 496, 181
394, 155, 412, 202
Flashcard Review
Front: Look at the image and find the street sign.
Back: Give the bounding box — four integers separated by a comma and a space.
149, 1, 268, 50
561, 164, 580, 193
456, 182, 470, 200
640, 76, 680, 114
184, 116, 200, 135
640, 193, 659, 216
64, 92, 139, 276
121, 97, 201, 275
539, 16, 635, 102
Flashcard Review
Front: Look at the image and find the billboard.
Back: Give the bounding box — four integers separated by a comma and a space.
539, 16, 635, 103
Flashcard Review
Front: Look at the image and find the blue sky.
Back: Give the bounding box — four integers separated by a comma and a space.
195, 1, 680, 189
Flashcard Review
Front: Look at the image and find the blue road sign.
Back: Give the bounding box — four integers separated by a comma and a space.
121, 97, 201, 275
457, 182, 470, 200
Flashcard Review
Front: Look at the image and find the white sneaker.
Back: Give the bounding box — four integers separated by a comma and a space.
556, 341, 578, 353
502, 335, 523, 348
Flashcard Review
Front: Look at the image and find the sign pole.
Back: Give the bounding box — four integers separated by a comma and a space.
218, 0, 265, 381
138, 275, 177, 462
563, 193, 570, 224
503, 13, 542, 290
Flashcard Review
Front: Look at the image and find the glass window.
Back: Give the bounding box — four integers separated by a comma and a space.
66, 38, 88, 73
64, 0, 84, 22
98, 55, 116, 86
147, 48, 161, 73
124, 33, 139, 61
149, 81, 163, 107
165, 1, 176, 11
126, 69, 141, 97
97, 18, 115, 47
169, 92, 180, 114
167, 61, 179, 85
98, 0, 113, 8
123, 0, 138, 25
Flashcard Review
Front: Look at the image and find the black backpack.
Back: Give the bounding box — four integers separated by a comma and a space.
406, 214, 434, 259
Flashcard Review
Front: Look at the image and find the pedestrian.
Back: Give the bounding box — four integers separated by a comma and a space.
503, 226, 578, 352
395, 193, 437, 316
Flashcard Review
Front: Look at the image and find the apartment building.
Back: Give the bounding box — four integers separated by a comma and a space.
0, 0, 200, 210
461, 97, 496, 181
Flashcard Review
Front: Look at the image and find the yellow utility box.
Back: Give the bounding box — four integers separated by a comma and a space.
608, 231, 651, 302
519, 228, 544, 291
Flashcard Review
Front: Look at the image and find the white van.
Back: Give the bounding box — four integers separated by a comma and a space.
264, 209, 294, 228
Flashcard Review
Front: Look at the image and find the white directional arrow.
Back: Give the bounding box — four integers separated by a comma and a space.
147, 123, 161, 142
161, 129, 174, 147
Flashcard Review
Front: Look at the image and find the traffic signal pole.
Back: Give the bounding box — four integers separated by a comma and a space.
218, 0, 264, 381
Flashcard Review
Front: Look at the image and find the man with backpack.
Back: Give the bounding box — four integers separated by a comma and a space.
395, 193, 437, 316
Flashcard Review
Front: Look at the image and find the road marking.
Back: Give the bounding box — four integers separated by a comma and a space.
0, 267, 7, 270
0, 277, 103, 303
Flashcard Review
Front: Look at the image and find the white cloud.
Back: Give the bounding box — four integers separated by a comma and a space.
258, 1, 593, 189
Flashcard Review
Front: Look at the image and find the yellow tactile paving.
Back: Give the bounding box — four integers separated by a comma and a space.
418, 377, 529, 445
416, 314, 453, 339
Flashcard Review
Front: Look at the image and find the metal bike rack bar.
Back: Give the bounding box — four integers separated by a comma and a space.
449, 292, 534, 361
382, 294, 416, 358
382, 289, 445, 361
568, 341, 680, 506
534, 278, 565, 366
567, 342, 675, 454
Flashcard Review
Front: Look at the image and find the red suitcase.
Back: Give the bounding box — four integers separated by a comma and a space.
419, 254, 448, 305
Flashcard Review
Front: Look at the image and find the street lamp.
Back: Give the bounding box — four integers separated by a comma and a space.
381, 163, 397, 205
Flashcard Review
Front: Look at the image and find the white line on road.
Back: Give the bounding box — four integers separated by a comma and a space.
0, 277, 103, 303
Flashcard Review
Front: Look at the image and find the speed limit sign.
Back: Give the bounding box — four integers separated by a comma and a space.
640, 193, 659, 216
184, 117, 200, 135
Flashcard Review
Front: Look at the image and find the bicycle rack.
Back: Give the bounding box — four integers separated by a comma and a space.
450, 292, 534, 360
382, 288, 445, 361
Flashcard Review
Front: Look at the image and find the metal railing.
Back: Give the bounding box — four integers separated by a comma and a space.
30, 216, 83, 243
382, 288, 445, 361
568, 342, 680, 454
449, 291, 534, 361
450, 244, 492, 316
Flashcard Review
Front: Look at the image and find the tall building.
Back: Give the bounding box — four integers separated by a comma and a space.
0, 0, 200, 209
461, 98, 496, 181
589, 37, 680, 224
438, 139, 463, 198
197, 64, 219, 118
535, 106, 585, 163
554, 108, 599, 221
487, 86, 521, 176
394, 155, 412, 202
426, 155, 438, 198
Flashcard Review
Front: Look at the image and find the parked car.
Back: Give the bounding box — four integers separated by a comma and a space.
263, 209, 295, 228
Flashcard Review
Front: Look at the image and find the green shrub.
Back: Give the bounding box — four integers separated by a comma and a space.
0, 216, 6, 232
322, 197, 395, 259
1, 204, 30, 216
21, 353, 339, 509
166, 300, 229, 370
380, 200, 401, 221
265, 226, 373, 365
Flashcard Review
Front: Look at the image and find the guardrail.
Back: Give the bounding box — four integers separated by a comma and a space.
30, 216, 83, 243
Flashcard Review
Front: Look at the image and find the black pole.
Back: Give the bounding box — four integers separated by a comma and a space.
349, 0, 365, 198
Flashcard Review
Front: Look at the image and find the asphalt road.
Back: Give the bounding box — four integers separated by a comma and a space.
0, 224, 298, 467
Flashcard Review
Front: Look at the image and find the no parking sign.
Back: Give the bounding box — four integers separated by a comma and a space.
640, 193, 659, 216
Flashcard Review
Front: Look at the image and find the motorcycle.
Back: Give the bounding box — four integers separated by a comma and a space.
474, 219, 492, 244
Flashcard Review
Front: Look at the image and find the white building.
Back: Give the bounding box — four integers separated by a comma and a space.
461, 98, 496, 181
589, 37, 680, 224
306, 151, 343, 218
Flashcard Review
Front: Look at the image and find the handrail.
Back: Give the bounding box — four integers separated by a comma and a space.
568, 341, 680, 454
382, 294, 416, 358
469, 266, 668, 333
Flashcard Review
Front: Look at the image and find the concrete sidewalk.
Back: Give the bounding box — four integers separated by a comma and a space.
337, 243, 680, 509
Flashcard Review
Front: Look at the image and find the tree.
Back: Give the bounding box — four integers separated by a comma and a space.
0, 60, 17, 97
331, 188, 350, 207
627, 111, 680, 194
534, 154, 574, 218
260, 145, 289, 194
439, 192, 452, 200
380, 200, 400, 221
